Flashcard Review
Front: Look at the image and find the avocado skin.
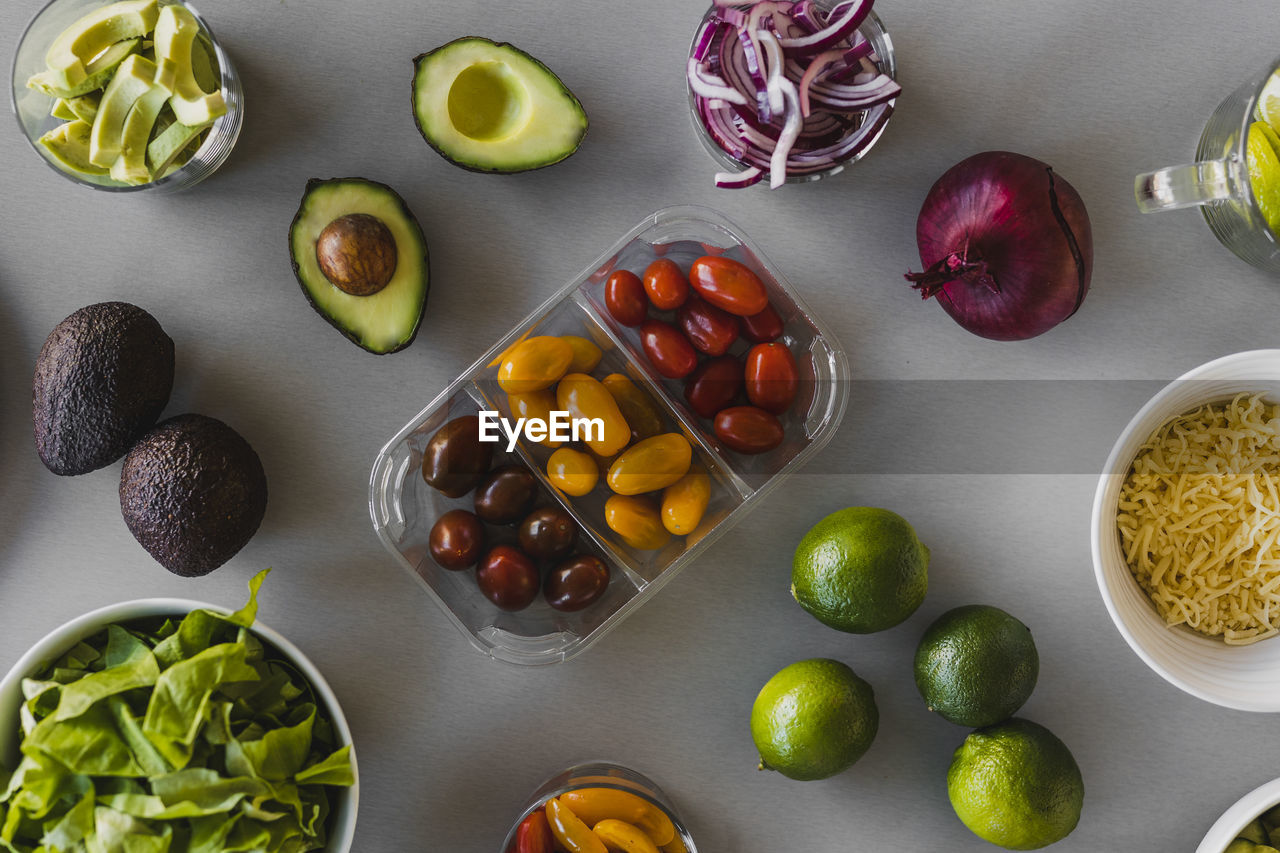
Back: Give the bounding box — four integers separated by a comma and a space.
288, 177, 430, 355
411, 37, 589, 174
119, 413, 267, 577
33, 302, 174, 476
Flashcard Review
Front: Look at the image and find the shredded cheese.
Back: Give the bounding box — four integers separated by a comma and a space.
1117, 392, 1280, 645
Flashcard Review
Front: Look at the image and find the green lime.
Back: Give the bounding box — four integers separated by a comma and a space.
1258, 71, 1280, 133
947, 718, 1084, 850
750, 658, 878, 781
1247, 121, 1280, 236
914, 604, 1039, 727
791, 507, 929, 634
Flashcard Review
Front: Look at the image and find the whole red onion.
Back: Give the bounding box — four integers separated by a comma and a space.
905, 151, 1093, 341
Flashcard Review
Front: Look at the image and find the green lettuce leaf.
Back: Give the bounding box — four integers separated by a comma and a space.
39, 788, 94, 851
225, 704, 314, 782
53, 651, 158, 722
293, 746, 353, 787
24, 704, 142, 777
142, 645, 259, 769
153, 571, 269, 669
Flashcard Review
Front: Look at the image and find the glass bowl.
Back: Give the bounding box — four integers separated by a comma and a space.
498, 762, 697, 853
686, 5, 897, 186
11, 0, 244, 193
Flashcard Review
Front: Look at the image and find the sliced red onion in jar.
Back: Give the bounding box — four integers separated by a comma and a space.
687, 0, 897, 188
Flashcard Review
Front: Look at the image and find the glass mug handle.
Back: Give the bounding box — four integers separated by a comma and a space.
1134, 158, 1245, 213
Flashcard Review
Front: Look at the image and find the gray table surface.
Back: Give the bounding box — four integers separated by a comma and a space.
3, 0, 1279, 850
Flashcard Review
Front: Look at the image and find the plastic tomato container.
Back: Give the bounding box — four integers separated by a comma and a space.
369, 205, 849, 665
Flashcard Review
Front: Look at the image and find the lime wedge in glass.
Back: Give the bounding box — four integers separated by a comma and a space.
1247, 121, 1280, 236
1259, 71, 1280, 133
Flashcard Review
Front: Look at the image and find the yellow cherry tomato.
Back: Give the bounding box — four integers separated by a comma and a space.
604, 495, 671, 551
602, 373, 664, 442
547, 447, 599, 496
558, 789, 675, 847
556, 373, 630, 456
546, 798, 607, 853
661, 466, 711, 535
508, 389, 563, 447
606, 434, 692, 496
561, 335, 604, 374
486, 328, 533, 368
592, 819, 661, 853
498, 336, 574, 394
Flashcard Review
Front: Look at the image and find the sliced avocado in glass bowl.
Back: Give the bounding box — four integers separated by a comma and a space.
412, 37, 588, 173
288, 178, 430, 355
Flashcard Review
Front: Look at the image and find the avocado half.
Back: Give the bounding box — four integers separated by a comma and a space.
288, 177, 430, 355
412, 37, 588, 173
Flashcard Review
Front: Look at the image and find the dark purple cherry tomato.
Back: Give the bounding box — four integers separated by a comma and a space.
677, 298, 740, 356
689, 256, 769, 316
474, 464, 538, 524
518, 506, 577, 561
605, 269, 647, 327
640, 320, 698, 379
544, 554, 610, 612
741, 303, 785, 343
476, 545, 539, 611
642, 258, 689, 311
683, 356, 743, 418
428, 509, 485, 570
421, 415, 494, 498
714, 405, 784, 454
744, 342, 799, 414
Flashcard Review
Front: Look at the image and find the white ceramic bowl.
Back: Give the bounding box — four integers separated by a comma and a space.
1195, 776, 1280, 853
0, 598, 359, 851
1091, 349, 1280, 712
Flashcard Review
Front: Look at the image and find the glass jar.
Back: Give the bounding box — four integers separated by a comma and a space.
11, 0, 245, 194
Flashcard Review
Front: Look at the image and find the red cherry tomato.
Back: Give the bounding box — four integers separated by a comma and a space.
605, 269, 647, 327
643, 258, 690, 311
514, 810, 555, 853
640, 320, 698, 379
684, 356, 743, 418
689, 256, 769, 316
714, 406, 784, 454
744, 343, 799, 414
677, 298, 740, 356
741, 303, 784, 342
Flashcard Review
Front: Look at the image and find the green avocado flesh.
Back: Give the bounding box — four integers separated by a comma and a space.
412, 37, 587, 173
39, 119, 108, 176
41, 0, 158, 92
28, 37, 140, 99
26, 2, 220, 185
289, 178, 430, 354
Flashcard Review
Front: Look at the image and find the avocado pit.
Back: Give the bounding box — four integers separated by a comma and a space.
316, 213, 398, 296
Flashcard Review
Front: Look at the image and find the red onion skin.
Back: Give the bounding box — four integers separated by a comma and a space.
909, 151, 1093, 342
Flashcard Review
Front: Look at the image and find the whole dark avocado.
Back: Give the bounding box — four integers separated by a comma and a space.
33, 302, 174, 476
119, 414, 267, 577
